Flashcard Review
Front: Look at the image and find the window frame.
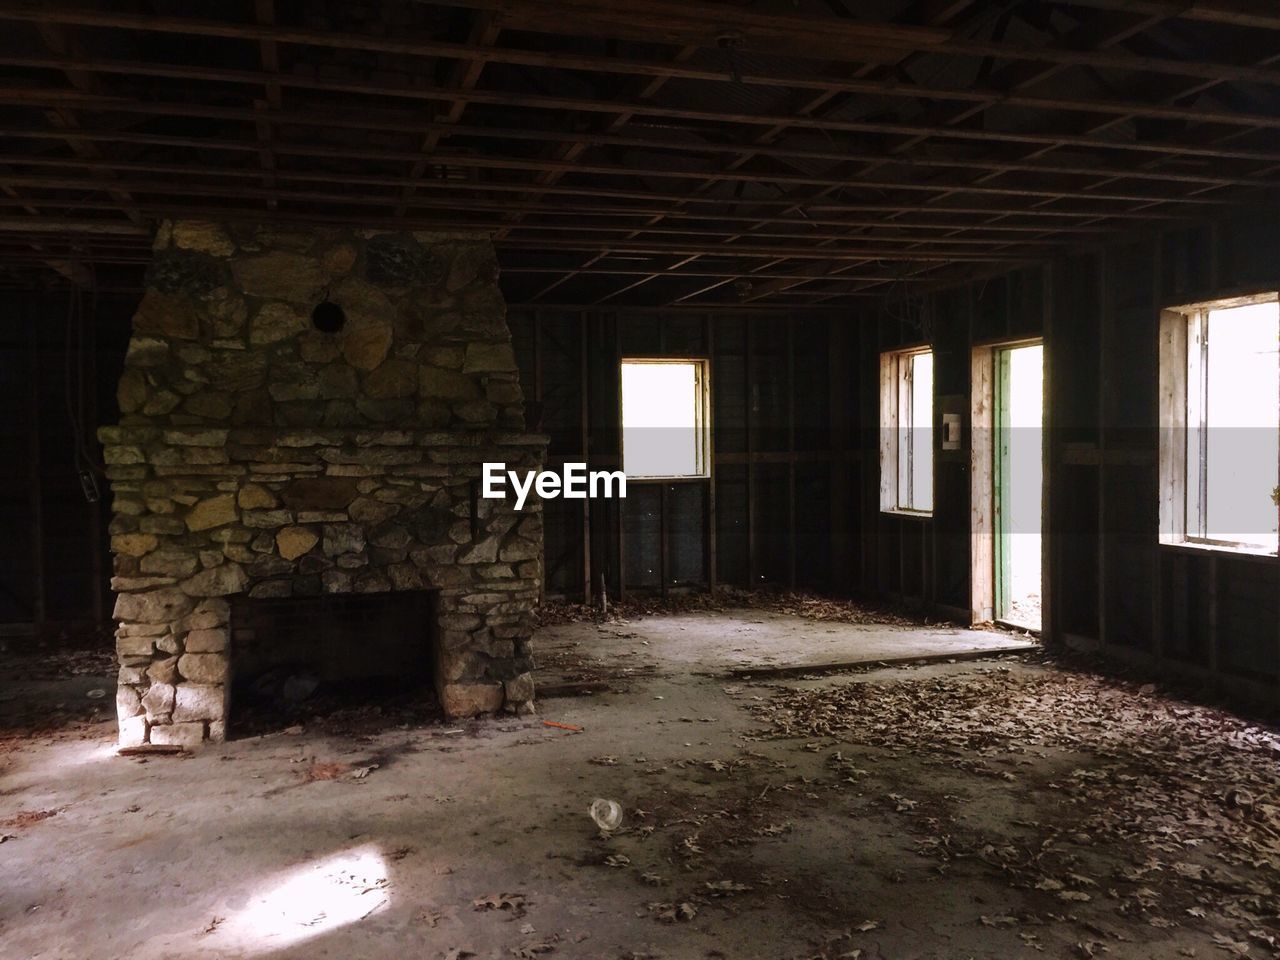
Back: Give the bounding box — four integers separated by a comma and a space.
1159, 292, 1280, 558
879, 346, 935, 517
619, 357, 711, 481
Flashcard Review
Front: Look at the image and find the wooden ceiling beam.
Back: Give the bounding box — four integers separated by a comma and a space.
0, 192, 1122, 236
2, 151, 1244, 208
3, 10, 1280, 121
7, 78, 1280, 171
0, 168, 1179, 223
418, 0, 1280, 86
4, 114, 1270, 194
1058, 0, 1280, 32
494, 237, 1029, 262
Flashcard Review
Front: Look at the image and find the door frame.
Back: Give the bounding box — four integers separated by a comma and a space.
971, 337, 1044, 626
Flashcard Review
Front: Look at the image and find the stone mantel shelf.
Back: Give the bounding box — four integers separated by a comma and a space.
100, 425, 550, 448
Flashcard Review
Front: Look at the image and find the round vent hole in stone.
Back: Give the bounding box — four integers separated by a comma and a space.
311, 299, 346, 333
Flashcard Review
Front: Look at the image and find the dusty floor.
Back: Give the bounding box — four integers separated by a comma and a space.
2, 610, 1278, 960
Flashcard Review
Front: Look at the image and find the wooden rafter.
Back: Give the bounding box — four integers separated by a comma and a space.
0, 0, 1277, 304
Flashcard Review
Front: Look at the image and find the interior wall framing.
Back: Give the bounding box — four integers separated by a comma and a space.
506, 307, 854, 601
856, 207, 1280, 704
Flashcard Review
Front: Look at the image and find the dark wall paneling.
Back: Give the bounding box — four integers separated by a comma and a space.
793, 318, 829, 452
752, 463, 791, 587
1218, 559, 1280, 681
0, 291, 132, 641
508, 308, 854, 601
795, 463, 831, 592
1057, 463, 1101, 637
542, 496, 582, 597
715, 465, 749, 588
0, 323, 40, 629
666, 482, 706, 587
622, 484, 662, 591
1160, 551, 1213, 667
1103, 465, 1155, 652
750, 317, 790, 453
712, 317, 747, 454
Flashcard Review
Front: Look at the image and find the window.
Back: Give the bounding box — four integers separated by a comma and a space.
620, 359, 710, 479
880, 348, 934, 514
1160, 295, 1280, 554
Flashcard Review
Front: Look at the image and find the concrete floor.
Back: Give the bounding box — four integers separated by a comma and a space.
2, 612, 1277, 960
535, 608, 1036, 685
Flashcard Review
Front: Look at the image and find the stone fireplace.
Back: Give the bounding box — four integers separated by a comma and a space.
97, 221, 547, 747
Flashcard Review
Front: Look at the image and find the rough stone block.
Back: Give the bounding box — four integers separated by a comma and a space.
276, 525, 320, 560
504, 672, 536, 705
242, 509, 294, 529
112, 533, 158, 557
180, 562, 248, 597
232, 251, 324, 303
147, 657, 180, 685
141, 682, 175, 720
462, 342, 517, 374
458, 537, 499, 564
114, 588, 196, 624
185, 494, 238, 531
184, 628, 227, 653
118, 715, 148, 748
173, 684, 225, 723
116, 685, 143, 720
178, 653, 228, 684
441, 682, 504, 718
149, 721, 205, 747
140, 548, 200, 578
237, 483, 278, 509
322, 523, 366, 556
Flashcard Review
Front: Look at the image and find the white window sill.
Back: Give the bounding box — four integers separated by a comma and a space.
881, 508, 933, 520
1160, 539, 1279, 562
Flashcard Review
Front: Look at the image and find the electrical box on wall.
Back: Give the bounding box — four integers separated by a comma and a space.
939, 395, 965, 458
942, 412, 962, 451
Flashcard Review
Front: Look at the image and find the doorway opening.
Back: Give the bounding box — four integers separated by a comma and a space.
972, 341, 1044, 632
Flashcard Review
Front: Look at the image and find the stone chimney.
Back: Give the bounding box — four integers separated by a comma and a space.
98, 221, 546, 747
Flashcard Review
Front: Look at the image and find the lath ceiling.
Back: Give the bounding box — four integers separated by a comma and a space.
2, 0, 1280, 306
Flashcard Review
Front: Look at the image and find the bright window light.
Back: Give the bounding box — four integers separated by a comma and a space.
881, 348, 934, 514
621, 359, 709, 478
1162, 296, 1280, 555
214, 845, 390, 951
1197, 301, 1280, 550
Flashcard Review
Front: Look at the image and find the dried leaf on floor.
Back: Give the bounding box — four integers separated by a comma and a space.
473, 893, 528, 917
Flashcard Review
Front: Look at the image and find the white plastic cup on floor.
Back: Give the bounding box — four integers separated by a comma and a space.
589, 797, 623, 832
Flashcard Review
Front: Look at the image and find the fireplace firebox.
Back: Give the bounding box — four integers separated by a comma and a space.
229, 589, 439, 732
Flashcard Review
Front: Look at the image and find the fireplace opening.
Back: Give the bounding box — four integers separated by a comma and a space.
228, 590, 440, 737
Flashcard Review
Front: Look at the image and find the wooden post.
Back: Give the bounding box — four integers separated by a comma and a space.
1041, 262, 1055, 645
745, 314, 756, 587
28, 307, 45, 637
580, 311, 591, 603
970, 343, 994, 623
706, 314, 717, 592
787, 319, 796, 590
